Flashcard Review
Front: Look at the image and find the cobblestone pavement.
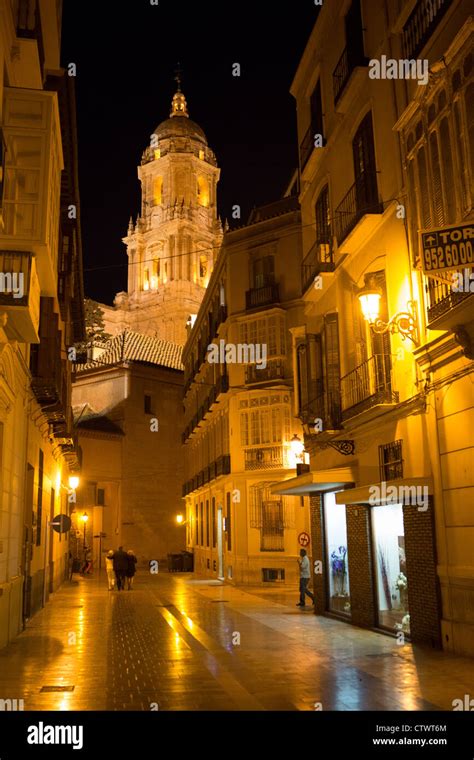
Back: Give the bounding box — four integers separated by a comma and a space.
0, 570, 473, 711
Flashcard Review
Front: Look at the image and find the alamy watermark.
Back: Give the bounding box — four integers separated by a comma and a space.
0, 272, 24, 299
369, 56, 428, 86
207, 339, 267, 369
369, 481, 429, 511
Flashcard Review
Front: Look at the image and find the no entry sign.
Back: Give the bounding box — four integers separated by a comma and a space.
298, 531, 310, 547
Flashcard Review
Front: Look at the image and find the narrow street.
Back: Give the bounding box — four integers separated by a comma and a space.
1, 571, 473, 712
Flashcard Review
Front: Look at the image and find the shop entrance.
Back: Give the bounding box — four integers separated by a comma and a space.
372, 502, 410, 635
323, 492, 351, 616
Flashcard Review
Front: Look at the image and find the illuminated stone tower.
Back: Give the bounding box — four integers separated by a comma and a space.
104, 86, 222, 345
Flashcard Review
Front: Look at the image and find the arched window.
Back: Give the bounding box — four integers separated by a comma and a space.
153, 176, 163, 206
143, 267, 150, 291
197, 176, 209, 207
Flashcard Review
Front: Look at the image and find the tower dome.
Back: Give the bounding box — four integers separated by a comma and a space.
153, 89, 208, 145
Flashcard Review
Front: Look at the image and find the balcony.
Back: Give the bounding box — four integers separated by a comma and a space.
334, 171, 383, 246
426, 269, 474, 331
341, 354, 399, 422
301, 240, 335, 294
0, 251, 40, 342
245, 282, 279, 311
1, 88, 63, 295
333, 45, 368, 106
30, 297, 62, 405
15, 0, 45, 80
300, 389, 342, 431
244, 445, 289, 471
245, 359, 285, 385
403, 0, 454, 59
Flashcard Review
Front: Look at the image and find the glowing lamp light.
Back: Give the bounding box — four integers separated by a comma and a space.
80, 513, 89, 524
358, 288, 382, 324
289, 434, 305, 461
69, 475, 80, 490
176, 514, 184, 524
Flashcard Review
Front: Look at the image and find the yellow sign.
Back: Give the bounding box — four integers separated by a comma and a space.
420, 224, 473, 273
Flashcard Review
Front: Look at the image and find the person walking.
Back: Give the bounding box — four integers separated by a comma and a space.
113, 546, 129, 591
81, 547, 92, 575
297, 549, 314, 608
126, 550, 137, 590
106, 550, 115, 591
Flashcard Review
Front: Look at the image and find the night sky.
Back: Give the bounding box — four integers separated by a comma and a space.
61, 2, 319, 305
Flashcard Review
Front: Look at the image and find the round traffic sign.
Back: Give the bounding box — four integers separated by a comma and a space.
298, 531, 310, 547
51, 514, 72, 534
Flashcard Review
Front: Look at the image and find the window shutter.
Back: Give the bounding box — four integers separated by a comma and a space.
429, 131, 445, 226
440, 117, 456, 224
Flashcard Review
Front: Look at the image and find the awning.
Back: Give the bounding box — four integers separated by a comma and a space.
335, 477, 434, 505
270, 467, 357, 496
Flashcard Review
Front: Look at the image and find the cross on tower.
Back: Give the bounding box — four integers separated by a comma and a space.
174, 62, 183, 92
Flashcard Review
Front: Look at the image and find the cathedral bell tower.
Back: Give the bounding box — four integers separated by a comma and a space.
113, 86, 222, 345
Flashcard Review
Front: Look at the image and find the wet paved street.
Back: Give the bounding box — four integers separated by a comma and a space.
1, 571, 473, 711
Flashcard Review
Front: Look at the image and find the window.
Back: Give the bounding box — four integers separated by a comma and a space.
379, 440, 403, 482
310, 80, 324, 144
240, 404, 291, 447
352, 111, 378, 213
240, 315, 286, 358
143, 268, 150, 291
153, 176, 163, 205
315, 185, 331, 246
197, 176, 209, 207
206, 500, 210, 547
195, 504, 199, 544
212, 497, 216, 547
324, 492, 350, 615
144, 395, 152, 414
200, 502, 204, 546
261, 500, 284, 551
97, 488, 106, 506
252, 255, 274, 289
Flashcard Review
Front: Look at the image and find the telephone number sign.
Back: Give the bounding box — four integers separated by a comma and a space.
421, 224, 473, 273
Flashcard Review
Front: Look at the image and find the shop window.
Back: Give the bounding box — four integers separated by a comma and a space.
324, 492, 350, 615
372, 503, 410, 635
379, 440, 403, 482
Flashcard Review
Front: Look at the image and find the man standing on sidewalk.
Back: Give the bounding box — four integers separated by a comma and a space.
296, 549, 314, 608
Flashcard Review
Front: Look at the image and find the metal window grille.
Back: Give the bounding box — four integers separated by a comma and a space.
379, 440, 403, 482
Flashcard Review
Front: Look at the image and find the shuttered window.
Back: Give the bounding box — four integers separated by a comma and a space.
315, 185, 331, 244
439, 117, 456, 223
429, 131, 444, 226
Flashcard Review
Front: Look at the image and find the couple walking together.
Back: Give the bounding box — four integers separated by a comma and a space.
106, 546, 137, 590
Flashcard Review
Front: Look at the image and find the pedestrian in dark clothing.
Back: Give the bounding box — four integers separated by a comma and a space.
126, 550, 137, 590
296, 549, 314, 608
113, 546, 129, 590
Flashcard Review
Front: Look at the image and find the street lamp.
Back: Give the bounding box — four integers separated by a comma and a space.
358, 282, 418, 344
176, 514, 185, 524
69, 475, 80, 490
290, 434, 310, 475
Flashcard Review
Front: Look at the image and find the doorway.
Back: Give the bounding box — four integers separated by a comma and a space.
217, 505, 224, 580
21, 464, 35, 624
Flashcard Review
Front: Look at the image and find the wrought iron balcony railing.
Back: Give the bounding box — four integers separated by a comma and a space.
300, 389, 342, 431
426, 268, 473, 325
333, 45, 367, 104
245, 282, 279, 310
340, 354, 398, 421
334, 171, 383, 245
245, 358, 285, 385
403, 0, 454, 60
301, 239, 334, 293
244, 445, 289, 471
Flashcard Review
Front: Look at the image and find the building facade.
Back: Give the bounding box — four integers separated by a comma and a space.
278, 0, 473, 653
182, 188, 312, 585
0, 0, 84, 647
72, 331, 185, 566
101, 88, 223, 346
